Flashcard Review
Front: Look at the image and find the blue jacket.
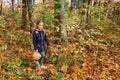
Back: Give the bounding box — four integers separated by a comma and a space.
33, 29, 50, 52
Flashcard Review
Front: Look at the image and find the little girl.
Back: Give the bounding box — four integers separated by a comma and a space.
33, 20, 50, 69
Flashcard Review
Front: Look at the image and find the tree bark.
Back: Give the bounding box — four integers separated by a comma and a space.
71, 0, 80, 11
21, 0, 27, 29
43, 0, 45, 3
60, 0, 67, 41
42, 0, 45, 21
11, 0, 15, 11
33, 0, 35, 4
27, 0, 35, 33
0, 0, 3, 15
86, 0, 92, 29
17, 0, 20, 4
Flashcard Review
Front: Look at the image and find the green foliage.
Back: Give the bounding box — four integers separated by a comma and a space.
56, 72, 64, 80
38, 4, 55, 29
8, 8, 19, 15
2, 62, 17, 79
3, 72, 9, 78
64, 58, 77, 67
14, 73, 39, 80
19, 58, 31, 67
39, 13, 54, 21
15, 78, 29, 80
78, 77, 83, 80
54, 1, 62, 5
16, 71, 22, 76
32, 77, 39, 80
52, 54, 66, 64
64, 1, 69, 6
28, 4, 35, 12
1, 62, 16, 71
6, 31, 13, 36
7, 62, 15, 70
91, 6, 109, 30
0, 19, 6, 28
77, 35, 85, 45
16, 31, 23, 36
54, 36, 62, 42
44, 52, 52, 63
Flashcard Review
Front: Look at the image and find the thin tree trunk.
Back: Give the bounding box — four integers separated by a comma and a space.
11, 0, 15, 11
33, 0, 35, 4
0, 0, 3, 15
60, 0, 67, 41
17, 0, 20, 4
71, 0, 80, 11
43, 0, 45, 3
21, 0, 27, 29
27, 0, 35, 33
91, 0, 95, 6
86, 0, 92, 29
71, 0, 74, 10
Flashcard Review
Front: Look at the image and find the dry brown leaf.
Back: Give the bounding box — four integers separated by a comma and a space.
60, 65, 68, 73
70, 72, 78, 80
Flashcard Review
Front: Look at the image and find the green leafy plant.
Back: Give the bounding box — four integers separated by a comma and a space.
52, 54, 66, 64
0, 19, 6, 28
19, 58, 31, 67
56, 72, 64, 80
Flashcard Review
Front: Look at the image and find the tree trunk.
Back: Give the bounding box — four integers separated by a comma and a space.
11, 0, 15, 11
86, 0, 92, 29
60, 0, 67, 41
27, 0, 35, 33
91, 0, 95, 6
17, 0, 20, 4
71, 0, 80, 11
21, 0, 27, 29
33, 0, 35, 4
54, 0, 67, 42
0, 0, 3, 15
42, 0, 45, 21
43, 0, 45, 3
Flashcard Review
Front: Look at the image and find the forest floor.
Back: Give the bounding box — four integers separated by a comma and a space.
0, 10, 120, 80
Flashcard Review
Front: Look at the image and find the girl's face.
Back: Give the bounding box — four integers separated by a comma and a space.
37, 22, 44, 31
